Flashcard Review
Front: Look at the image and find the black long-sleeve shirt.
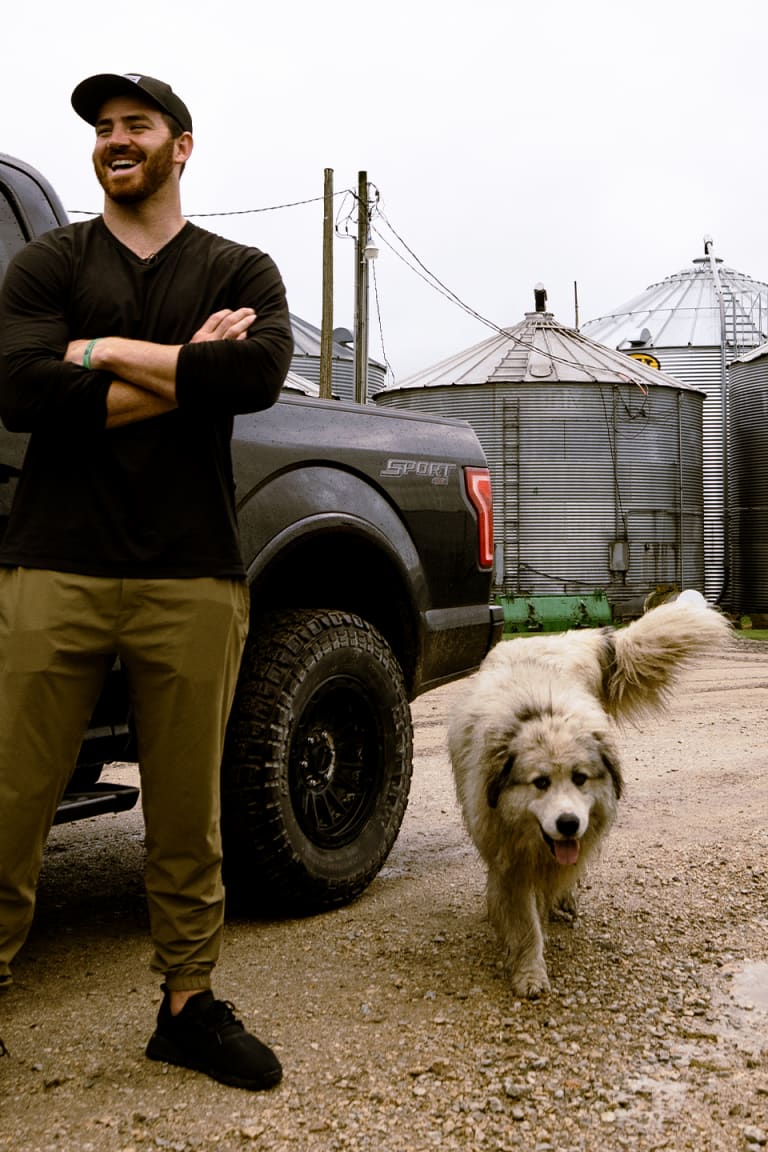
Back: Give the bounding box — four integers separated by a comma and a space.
0, 218, 293, 578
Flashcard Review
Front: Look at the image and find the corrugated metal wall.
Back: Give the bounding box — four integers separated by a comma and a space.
728, 356, 768, 612
289, 355, 387, 402
375, 380, 704, 615
649, 348, 725, 602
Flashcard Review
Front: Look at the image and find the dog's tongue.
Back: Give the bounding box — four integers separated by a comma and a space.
554, 838, 580, 866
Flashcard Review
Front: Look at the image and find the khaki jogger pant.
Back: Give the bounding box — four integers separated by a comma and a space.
0, 568, 250, 991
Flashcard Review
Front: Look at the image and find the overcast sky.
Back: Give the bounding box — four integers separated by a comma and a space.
4, 0, 767, 381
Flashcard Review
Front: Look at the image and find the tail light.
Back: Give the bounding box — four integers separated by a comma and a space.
464, 467, 494, 570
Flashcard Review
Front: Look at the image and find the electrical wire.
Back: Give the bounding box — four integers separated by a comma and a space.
369, 201, 651, 392
190, 192, 347, 217
373, 206, 502, 336
370, 261, 395, 383
365, 193, 658, 536
519, 563, 610, 589
68, 189, 354, 219
369, 200, 650, 536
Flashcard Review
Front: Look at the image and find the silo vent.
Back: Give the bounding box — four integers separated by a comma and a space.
534, 283, 547, 313
628, 328, 652, 347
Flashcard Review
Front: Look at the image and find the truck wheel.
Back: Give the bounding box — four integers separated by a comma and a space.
221, 608, 413, 915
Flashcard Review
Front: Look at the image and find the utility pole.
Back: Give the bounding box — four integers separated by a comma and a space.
354, 170, 370, 404
319, 168, 334, 399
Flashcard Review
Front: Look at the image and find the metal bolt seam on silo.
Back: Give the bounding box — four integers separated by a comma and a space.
373, 292, 706, 629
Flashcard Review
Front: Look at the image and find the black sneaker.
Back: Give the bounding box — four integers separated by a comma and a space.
145, 987, 282, 1091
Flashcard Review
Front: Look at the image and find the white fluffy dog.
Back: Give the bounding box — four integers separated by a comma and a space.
447, 592, 731, 997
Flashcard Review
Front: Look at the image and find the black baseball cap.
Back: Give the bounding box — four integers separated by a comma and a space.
71, 73, 193, 133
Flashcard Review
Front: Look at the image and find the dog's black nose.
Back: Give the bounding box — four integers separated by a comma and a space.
556, 813, 580, 837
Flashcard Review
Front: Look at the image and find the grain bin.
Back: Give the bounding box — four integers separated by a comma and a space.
289, 314, 386, 401
375, 288, 706, 626
582, 240, 768, 603
727, 343, 768, 614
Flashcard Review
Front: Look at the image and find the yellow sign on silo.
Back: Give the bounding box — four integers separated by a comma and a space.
628, 351, 661, 370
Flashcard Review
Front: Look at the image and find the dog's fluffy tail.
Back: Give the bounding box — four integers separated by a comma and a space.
604, 591, 732, 722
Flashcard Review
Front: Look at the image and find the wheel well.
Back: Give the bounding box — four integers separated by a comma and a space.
248, 532, 419, 694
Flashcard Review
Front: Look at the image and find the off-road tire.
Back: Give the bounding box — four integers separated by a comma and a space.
221, 608, 413, 915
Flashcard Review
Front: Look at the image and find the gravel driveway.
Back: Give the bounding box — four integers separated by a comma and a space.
1, 638, 767, 1152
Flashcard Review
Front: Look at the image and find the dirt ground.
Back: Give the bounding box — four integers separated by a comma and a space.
1, 636, 767, 1152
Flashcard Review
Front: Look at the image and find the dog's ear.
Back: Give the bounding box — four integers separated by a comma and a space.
597, 629, 618, 706
487, 754, 515, 809
593, 731, 623, 800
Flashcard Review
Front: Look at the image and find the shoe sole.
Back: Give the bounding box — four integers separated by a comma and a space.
146, 1032, 282, 1091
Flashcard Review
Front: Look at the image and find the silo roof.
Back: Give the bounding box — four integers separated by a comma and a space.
392, 301, 703, 394
582, 245, 768, 351
282, 370, 319, 396
730, 340, 768, 366
290, 313, 353, 359
290, 313, 385, 369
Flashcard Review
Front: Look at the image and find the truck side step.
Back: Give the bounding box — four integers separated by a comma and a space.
54, 783, 140, 826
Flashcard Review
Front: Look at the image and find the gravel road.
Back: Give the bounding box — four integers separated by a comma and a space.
1, 637, 767, 1152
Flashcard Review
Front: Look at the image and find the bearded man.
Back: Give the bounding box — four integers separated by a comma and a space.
0, 73, 293, 1091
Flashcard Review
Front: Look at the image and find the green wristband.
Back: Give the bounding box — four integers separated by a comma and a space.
82, 338, 99, 370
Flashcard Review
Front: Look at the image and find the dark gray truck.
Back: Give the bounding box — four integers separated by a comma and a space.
0, 152, 503, 915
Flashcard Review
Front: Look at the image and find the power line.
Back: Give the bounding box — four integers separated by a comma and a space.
191, 190, 352, 217
370, 261, 395, 383
367, 198, 645, 524
68, 189, 354, 218
370, 205, 650, 391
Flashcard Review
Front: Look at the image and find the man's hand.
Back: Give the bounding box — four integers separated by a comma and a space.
190, 308, 256, 343
64, 338, 94, 366
64, 307, 256, 365
61, 307, 258, 429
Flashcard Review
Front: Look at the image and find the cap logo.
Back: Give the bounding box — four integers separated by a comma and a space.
124, 74, 142, 83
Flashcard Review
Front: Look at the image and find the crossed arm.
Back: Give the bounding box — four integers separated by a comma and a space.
64, 307, 256, 428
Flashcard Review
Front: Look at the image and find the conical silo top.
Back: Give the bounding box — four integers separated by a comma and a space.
290, 313, 354, 360
582, 239, 768, 351
394, 287, 700, 393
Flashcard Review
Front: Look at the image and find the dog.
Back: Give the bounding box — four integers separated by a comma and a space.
447, 592, 732, 997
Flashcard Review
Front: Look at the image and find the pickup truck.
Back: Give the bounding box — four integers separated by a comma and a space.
0, 152, 503, 915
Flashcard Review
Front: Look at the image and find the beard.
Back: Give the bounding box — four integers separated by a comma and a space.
94, 137, 178, 204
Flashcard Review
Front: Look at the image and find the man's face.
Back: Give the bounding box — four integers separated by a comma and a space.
92, 94, 189, 204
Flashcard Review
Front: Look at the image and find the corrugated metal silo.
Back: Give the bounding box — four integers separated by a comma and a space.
290, 314, 386, 401
374, 289, 706, 625
727, 344, 768, 613
581, 240, 768, 603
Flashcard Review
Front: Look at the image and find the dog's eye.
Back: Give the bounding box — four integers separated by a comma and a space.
572, 771, 587, 787
532, 776, 550, 791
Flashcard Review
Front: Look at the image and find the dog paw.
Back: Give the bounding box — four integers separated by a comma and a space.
509, 969, 550, 999
550, 892, 578, 923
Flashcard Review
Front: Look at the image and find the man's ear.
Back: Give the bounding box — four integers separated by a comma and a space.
175, 132, 194, 164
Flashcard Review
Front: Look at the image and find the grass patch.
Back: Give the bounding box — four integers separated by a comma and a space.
503, 626, 768, 643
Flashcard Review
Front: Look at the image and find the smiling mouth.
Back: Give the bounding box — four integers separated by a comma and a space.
543, 832, 581, 866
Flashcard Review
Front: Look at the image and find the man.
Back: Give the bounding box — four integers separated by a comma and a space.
0, 73, 294, 1091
